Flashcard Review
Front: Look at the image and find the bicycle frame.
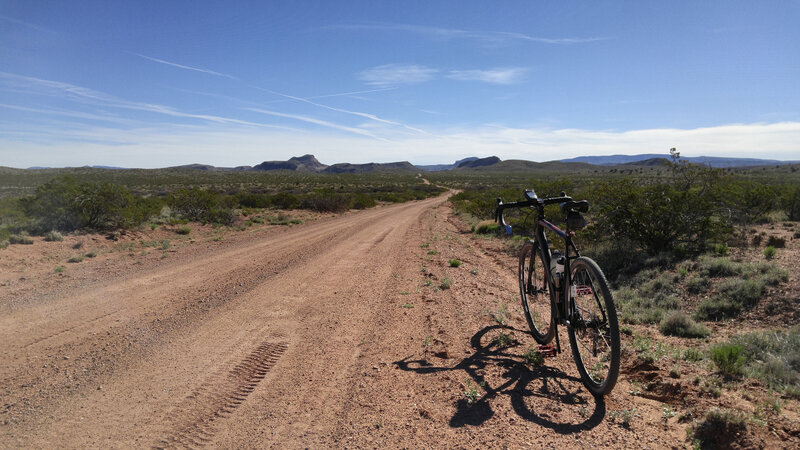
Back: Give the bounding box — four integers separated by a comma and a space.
534, 212, 582, 354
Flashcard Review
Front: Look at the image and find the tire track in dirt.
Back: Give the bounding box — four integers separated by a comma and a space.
156, 342, 288, 449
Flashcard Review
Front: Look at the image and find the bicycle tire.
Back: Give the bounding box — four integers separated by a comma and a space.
567, 257, 620, 396
519, 241, 555, 344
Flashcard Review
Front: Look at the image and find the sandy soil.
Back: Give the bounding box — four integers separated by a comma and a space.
1, 194, 799, 448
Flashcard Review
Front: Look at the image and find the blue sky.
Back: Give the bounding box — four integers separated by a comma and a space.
1, 1, 798, 168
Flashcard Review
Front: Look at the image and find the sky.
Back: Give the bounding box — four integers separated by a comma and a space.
1, 1, 799, 168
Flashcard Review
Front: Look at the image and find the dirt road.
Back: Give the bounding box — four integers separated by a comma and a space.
7, 193, 792, 448
1, 195, 455, 447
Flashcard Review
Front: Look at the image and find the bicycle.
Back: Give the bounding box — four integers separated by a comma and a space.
495, 188, 620, 396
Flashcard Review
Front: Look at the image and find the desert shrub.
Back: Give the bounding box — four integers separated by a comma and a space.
695, 279, 764, 320
692, 407, 747, 449
440, 277, 452, 290
235, 192, 273, 209
523, 345, 544, 366
351, 193, 376, 209
695, 297, 741, 321
590, 174, 730, 255
474, 221, 500, 235
758, 267, 789, 286
176, 226, 191, 235
8, 233, 34, 245
697, 256, 741, 277
583, 240, 648, 281
710, 343, 746, 376
734, 327, 800, 391
302, 190, 353, 213
765, 236, 786, 248
763, 246, 777, 259
686, 276, 711, 294
168, 188, 233, 225
271, 192, 300, 210
712, 243, 729, 256
718, 278, 764, 307
615, 287, 680, 324
448, 259, 462, 267
659, 311, 710, 338
44, 230, 64, 242
19, 176, 157, 232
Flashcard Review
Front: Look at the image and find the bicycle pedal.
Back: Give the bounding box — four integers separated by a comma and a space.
537, 345, 557, 357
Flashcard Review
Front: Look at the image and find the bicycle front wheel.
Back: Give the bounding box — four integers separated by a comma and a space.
519, 241, 555, 344
567, 257, 620, 396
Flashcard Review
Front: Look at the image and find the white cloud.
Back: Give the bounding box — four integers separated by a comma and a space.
0, 72, 287, 129
246, 107, 386, 141
324, 24, 607, 45
358, 64, 439, 86
2, 121, 798, 169
446, 68, 528, 84
132, 53, 239, 80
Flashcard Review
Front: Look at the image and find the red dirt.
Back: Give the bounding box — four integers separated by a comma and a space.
1, 195, 798, 448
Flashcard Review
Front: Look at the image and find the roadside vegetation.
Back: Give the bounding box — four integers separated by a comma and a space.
440, 150, 800, 445
0, 172, 444, 243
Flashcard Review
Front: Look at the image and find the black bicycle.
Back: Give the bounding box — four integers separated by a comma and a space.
495, 188, 620, 396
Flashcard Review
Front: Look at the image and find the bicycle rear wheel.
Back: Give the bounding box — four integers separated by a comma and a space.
519, 241, 555, 344
567, 257, 620, 396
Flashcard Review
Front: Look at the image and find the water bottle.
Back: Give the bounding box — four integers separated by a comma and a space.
550, 250, 565, 288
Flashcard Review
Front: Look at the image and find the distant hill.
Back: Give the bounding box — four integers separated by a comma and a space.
416, 157, 479, 172
456, 156, 500, 169
252, 154, 328, 172
452, 158, 594, 172
560, 154, 795, 168
619, 157, 670, 167
322, 161, 417, 174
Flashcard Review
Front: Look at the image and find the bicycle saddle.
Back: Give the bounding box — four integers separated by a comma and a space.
560, 200, 589, 213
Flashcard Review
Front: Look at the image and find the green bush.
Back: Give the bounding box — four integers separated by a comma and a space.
722, 278, 764, 306
235, 192, 273, 209
659, 311, 710, 338
615, 287, 680, 324
763, 245, 777, 259
440, 277, 452, 290
523, 345, 544, 366
44, 230, 63, 242
351, 193, 376, 209
169, 188, 233, 225
176, 226, 191, 235
271, 192, 300, 210
686, 276, 711, 294
302, 191, 353, 213
695, 297, 741, 321
710, 343, 746, 376
590, 175, 730, 255
692, 407, 747, 449
9, 233, 34, 245
734, 327, 800, 391
448, 259, 462, 267
697, 256, 741, 277
19, 176, 158, 232
474, 221, 500, 235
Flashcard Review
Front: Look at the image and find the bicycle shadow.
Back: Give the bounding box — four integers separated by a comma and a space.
393, 324, 605, 433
